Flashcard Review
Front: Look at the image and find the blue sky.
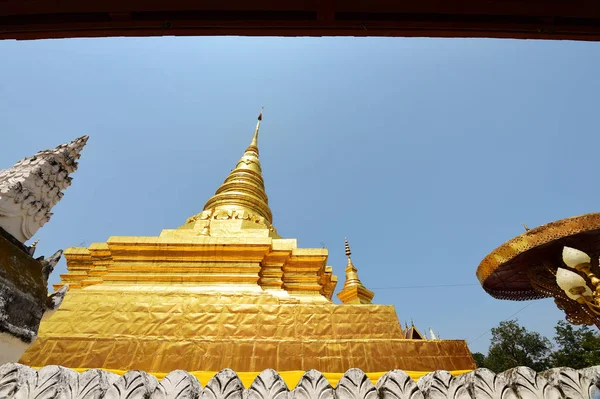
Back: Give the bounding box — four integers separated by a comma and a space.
1, 36, 599, 355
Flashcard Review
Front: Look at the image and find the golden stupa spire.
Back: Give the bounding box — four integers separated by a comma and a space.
248, 107, 262, 151
337, 238, 374, 304
201, 108, 273, 224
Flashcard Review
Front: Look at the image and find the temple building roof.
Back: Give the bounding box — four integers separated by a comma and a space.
19, 114, 476, 377
404, 322, 426, 340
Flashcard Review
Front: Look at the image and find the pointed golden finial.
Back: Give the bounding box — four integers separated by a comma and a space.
523, 223, 530, 231
337, 237, 374, 304
249, 107, 263, 150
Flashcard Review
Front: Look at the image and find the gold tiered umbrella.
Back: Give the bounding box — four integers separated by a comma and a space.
477, 212, 600, 328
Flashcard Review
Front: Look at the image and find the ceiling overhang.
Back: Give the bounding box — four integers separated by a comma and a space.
1, 0, 600, 41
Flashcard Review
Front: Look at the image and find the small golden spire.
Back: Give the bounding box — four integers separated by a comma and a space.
523, 223, 530, 231
343, 238, 360, 286
337, 238, 374, 304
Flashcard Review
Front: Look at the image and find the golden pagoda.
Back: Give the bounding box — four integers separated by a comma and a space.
337, 239, 374, 305
20, 112, 475, 383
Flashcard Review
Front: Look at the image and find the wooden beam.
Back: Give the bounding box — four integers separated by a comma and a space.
1, 0, 600, 41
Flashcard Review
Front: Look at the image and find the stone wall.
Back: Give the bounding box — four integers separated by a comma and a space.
0, 228, 66, 364
0, 364, 598, 399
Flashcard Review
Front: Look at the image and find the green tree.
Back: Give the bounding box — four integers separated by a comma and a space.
471, 352, 486, 368
551, 320, 600, 369
483, 319, 552, 373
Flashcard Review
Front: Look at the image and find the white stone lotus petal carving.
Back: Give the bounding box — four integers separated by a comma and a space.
154, 370, 201, 399
0, 363, 24, 398
562, 247, 591, 268
580, 365, 600, 381
501, 367, 560, 399
246, 369, 288, 399
72, 369, 119, 399
336, 369, 377, 399
104, 371, 158, 399
27, 365, 78, 399
454, 368, 516, 399
580, 366, 600, 399
541, 367, 589, 399
202, 369, 243, 399
12, 364, 40, 399
291, 370, 333, 399
376, 370, 424, 399
418, 370, 469, 399
1, 366, 600, 398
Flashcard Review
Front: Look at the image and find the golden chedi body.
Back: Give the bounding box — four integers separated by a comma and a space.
20, 112, 475, 378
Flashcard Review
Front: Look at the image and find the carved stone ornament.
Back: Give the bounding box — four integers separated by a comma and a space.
0, 136, 88, 243
194, 209, 268, 225
154, 369, 202, 399
185, 208, 274, 236
247, 369, 289, 399
202, 369, 243, 399
292, 369, 334, 399
376, 370, 424, 399
0, 366, 598, 399
0, 228, 68, 364
417, 370, 468, 399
